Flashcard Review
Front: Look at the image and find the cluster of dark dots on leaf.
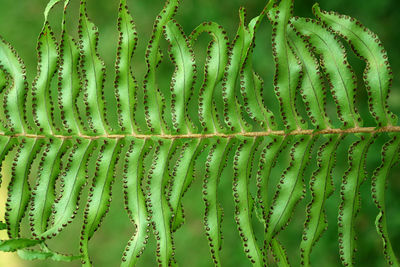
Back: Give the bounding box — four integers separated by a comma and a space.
255, 138, 281, 221
5, 138, 42, 238
314, 8, 395, 127
270, 12, 306, 131
0, 38, 31, 132
142, 1, 179, 134
80, 140, 121, 265
288, 21, 332, 129
121, 140, 151, 262
58, 33, 85, 135
300, 137, 339, 265
78, 5, 111, 134
48, 139, 86, 239
190, 22, 229, 133
114, 3, 140, 134
163, 20, 197, 134
370, 136, 398, 265
337, 134, 375, 266
31, 23, 59, 134
264, 138, 312, 247
232, 139, 264, 265
202, 141, 222, 265
0, 66, 14, 130
28, 140, 60, 239
144, 140, 177, 266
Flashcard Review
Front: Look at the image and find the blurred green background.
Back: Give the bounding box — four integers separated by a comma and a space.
0, 0, 400, 266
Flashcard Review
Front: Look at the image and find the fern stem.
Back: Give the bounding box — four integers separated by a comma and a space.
0, 126, 399, 140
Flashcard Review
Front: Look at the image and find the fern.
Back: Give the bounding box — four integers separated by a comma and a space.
0, 0, 399, 266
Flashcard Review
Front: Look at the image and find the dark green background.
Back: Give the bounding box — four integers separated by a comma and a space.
0, 0, 399, 266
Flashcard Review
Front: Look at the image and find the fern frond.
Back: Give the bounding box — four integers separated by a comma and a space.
0, 37, 29, 133
121, 137, 151, 266
233, 136, 264, 265
203, 137, 235, 265
5, 138, 43, 238
114, 0, 140, 135
189, 22, 230, 134
142, 0, 179, 135
264, 135, 315, 247
300, 134, 341, 266
338, 133, 374, 266
1, 0, 400, 265
290, 17, 362, 128
168, 138, 205, 231
268, 0, 307, 132
313, 4, 397, 127
58, 0, 85, 135
145, 138, 176, 266
78, 0, 109, 135
164, 20, 197, 134
41, 138, 95, 239
29, 138, 69, 237
80, 138, 122, 266
371, 134, 400, 266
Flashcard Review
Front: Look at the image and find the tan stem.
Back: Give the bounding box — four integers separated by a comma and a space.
3, 126, 400, 140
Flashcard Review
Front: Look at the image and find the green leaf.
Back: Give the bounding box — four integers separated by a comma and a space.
313, 4, 397, 127
300, 134, 342, 266
0, 136, 17, 187
114, 0, 140, 135
221, 7, 250, 133
290, 17, 362, 129
265, 135, 316, 246
287, 23, 331, 130
18, 247, 81, 262
164, 20, 197, 134
189, 22, 230, 134
120, 137, 151, 266
40, 138, 95, 239
371, 134, 400, 266
0, 36, 30, 133
78, 0, 109, 135
29, 138, 69, 237
338, 133, 374, 266
239, 9, 277, 131
270, 239, 290, 267
168, 138, 205, 231
31, 22, 59, 135
142, 0, 179, 134
233, 136, 264, 265
80, 138, 122, 266
0, 238, 42, 252
203, 137, 235, 266
145, 138, 176, 266
58, 0, 85, 135
5, 137, 43, 238
268, 0, 307, 132
255, 135, 287, 223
